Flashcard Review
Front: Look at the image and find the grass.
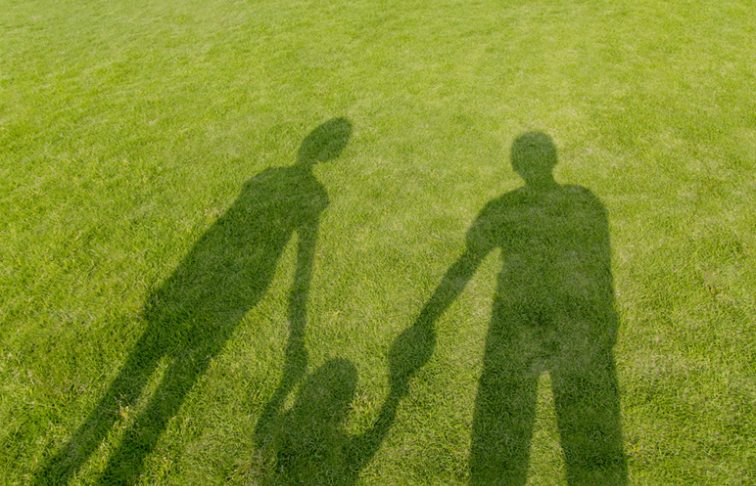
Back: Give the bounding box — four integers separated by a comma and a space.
1, 0, 755, 484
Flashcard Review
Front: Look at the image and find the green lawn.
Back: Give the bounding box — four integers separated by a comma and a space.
2, 0, 755, 484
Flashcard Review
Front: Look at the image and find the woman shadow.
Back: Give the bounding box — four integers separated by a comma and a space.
35, 117, 352, 486
391, 132, 628, 485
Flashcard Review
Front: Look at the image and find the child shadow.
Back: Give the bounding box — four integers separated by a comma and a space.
35, 118, 352, 486
254, 331, 410, 484
254, 269, 425, 484
255, 359, 364, 485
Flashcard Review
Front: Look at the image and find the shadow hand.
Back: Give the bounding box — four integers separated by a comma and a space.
388, 323, 435, 397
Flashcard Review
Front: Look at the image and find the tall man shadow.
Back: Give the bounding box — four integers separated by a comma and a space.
391, 132, 628, 485
35, 118, 353, 486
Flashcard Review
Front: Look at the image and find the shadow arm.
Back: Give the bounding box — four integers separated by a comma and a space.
345, 249, 485, 470
254, 217, 319, 444
417, 249, 483, 327
389, 248, 485, 396
287, 214, 318, 365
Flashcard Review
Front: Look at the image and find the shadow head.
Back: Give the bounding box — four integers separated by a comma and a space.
293, 358, 357, 426
297, 117, 353, 166
511, 131, 558, 187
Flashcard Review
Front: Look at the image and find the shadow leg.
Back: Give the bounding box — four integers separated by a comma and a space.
96, 314, 245, 485
551, 351, 627, 486
34, 331, 165, 486
470, 330, 538, 486
96, 347, 210, 485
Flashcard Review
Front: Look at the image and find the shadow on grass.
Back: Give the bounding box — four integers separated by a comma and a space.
254, 215, 411, 484
393, 132, 628, 485
34, 118, 352, 486
253, 354, 406, 485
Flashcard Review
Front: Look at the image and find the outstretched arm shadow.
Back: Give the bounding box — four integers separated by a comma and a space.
344, 249, 486, 472
388, 249, 485, 396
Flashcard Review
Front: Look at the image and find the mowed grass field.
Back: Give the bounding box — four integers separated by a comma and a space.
2, 0, 755, 484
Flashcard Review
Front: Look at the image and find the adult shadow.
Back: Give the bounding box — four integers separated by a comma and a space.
392, 132, 627, 485
35, 117, 353, 486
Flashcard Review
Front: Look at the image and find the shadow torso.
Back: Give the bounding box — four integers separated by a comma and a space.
467, 185, 616, 354
143, 166, 328, 346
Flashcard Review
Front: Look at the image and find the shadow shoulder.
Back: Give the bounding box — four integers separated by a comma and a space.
480, 186, 528, 212
465, 188, 528, 244
563, 184, 599, 198
243, 166, 328, 197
